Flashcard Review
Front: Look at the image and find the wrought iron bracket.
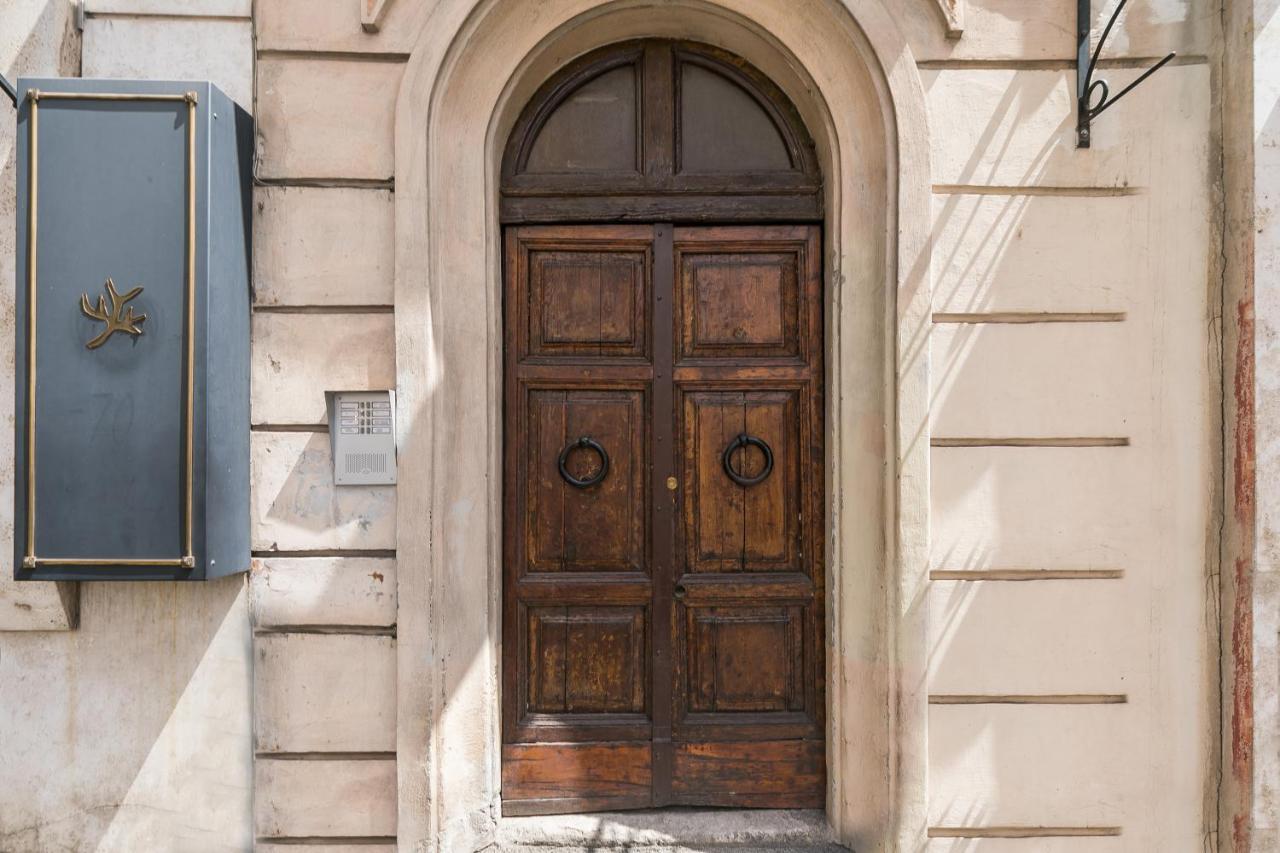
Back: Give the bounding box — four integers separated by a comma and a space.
1076, 0, 1174, 148
0, 73, 16, 109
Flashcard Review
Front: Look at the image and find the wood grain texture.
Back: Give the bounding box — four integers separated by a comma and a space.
503, 223, 824, 811
500, 41, 825, 816
499, 41, 820, 224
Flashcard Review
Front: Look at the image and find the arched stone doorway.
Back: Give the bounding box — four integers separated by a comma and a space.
499, 39, 827, 815
391, 2, 933, 848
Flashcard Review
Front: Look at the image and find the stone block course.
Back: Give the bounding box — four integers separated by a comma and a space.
254, 633, 396, 752
251, 311, 396, 426
256, 57, 402, 180
255, 757, 397, 838
256, 0, 431, 54
253, 186, 395, 308
82, 17, 253, 108
924, 65, 1208, 188
251, 556, 396, 628
252, 431, 397, 552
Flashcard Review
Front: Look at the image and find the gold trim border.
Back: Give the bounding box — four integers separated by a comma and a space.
22, 89, 199, 572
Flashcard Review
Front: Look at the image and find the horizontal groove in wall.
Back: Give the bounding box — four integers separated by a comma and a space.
928, 826, 1123, 838
256, 836, 397, 845
85, 11, 251, 22
253, 549, 398, 559
255, 625, 396, 637
918, 54, 1207, 70
253, 304, 395, 314
933, 184, 1142, 197
930, 568, 1125, 581
255, 177, 395, 190
257, 48, 412, 63
255, 751, 397, 761
931, 437, 1130, 448
251, 424, 329, 433
930, 694, 1128, 705
933, 312, 1126, 324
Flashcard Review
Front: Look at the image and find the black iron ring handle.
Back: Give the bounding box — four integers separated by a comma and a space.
721, 433, 773, 487
558, 436, 610, 489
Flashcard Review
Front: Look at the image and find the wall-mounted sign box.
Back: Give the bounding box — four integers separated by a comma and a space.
14, 79, 253, 581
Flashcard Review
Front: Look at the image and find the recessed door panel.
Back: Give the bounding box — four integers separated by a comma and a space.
527, 605, 647, 714
686, 604, 804, 713
677, 235, 815, 362
681, 389, 802, 573
512, 230, 652, 361
526, 388, 647, 573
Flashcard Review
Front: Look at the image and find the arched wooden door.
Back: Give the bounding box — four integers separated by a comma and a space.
501, 40, 825, 816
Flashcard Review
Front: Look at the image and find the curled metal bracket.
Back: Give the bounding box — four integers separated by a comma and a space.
722, 433, 774, 487
558, 436, 610, 489
1077, 0, 1174, 148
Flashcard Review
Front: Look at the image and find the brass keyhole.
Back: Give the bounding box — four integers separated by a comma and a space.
665, 476, 678, 491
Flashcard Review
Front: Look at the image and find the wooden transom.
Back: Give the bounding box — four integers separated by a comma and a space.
500, 39, 822, 223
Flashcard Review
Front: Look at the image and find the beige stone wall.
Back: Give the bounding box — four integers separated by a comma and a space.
245, 0, 1221, 850
926, 61, 1214, 852
0, 2, 255, 850
249, 1, 411, 846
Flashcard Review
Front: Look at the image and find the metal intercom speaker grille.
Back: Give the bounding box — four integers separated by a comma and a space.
344, 452, 389, 477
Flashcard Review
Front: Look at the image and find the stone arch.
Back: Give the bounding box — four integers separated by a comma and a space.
391, 2, 933, 850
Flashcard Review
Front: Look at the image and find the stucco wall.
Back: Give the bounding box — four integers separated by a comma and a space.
0, 2, 254, 850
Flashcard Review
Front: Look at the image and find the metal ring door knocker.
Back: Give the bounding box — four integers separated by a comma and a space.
722, 433, 773, 487
558, 436, 610, 489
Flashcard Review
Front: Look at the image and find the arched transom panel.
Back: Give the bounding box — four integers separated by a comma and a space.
501, 40, 822, 222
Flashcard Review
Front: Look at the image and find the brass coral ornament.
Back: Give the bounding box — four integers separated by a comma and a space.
80, 278, 147, 349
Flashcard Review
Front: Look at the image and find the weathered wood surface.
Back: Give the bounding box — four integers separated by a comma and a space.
503, 217, 825, 811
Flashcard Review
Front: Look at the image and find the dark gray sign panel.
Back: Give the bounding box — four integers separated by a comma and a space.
14, 79, 252, 581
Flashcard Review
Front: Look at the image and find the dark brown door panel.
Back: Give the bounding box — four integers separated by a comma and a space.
502, 742, 653, 815
674, 226, 819, 364
508, 225, 653, 364
504, 223, 823, 814
670, 740, 825, 808
679, 387, 807, 574
522, 387, 649, 575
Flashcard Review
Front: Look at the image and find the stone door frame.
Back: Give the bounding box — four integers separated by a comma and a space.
390, 1, 933, 850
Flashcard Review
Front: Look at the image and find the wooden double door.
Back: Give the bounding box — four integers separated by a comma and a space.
502, 223, 825, 815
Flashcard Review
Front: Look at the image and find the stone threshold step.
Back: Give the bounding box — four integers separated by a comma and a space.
492, 809, 849, 851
